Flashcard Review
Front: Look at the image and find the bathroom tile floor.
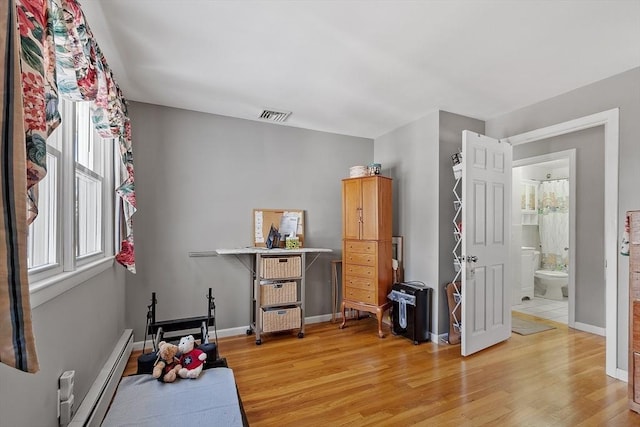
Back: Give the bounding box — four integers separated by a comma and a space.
512, 296, 568, 324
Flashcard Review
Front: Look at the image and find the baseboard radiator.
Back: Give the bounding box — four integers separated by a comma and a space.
68, 329, 133, 427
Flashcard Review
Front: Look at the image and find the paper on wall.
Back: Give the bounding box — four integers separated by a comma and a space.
280, 212, 299, 237
255, 210, 264, 243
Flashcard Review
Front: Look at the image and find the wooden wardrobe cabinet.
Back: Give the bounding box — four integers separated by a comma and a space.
629, 210, 640, 413
340, 175, 393, 338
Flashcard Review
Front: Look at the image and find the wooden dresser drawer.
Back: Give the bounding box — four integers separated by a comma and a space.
634, 301, 640, 353
344, 240, 376, 254
344, 264, 376, 278
345, 286, 375, 304
632, 272, 640, 299
632, 244, 640, 273
635, 353, 640, 403
344, 275, 375, 291
344, 252, 376, 266
629, 212, 640, 412
631, 212, 640, 244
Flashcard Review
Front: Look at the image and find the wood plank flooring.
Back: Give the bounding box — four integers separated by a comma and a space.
124, 313, 640, 426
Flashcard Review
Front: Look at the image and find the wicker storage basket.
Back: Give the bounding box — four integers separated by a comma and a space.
261, 256, 302, 279
260, 281, 297, 305
261, 307, 301, 332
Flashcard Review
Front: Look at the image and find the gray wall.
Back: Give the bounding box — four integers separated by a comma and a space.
374, 110, 484, 336
513, 127, 605, 327
375, 111, 440, 330
437, 112, 485, 334
486, 67, 640, 370
125, 102, 373, 340
0, 265, 125, 427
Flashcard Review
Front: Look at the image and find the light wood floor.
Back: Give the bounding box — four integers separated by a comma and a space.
124, 313, 640, 426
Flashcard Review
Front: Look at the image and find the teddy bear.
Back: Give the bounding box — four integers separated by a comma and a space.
177, 335, 207, 379
152, 341, 182, 383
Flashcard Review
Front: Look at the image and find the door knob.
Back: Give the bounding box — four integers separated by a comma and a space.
466, 255, 478, 263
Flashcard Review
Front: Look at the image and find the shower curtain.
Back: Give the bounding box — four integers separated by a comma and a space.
538, 179, 569, 271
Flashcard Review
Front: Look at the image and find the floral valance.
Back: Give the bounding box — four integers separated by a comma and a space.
17, 0, 136, 272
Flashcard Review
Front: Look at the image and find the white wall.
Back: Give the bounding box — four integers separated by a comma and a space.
486, 67, 640, 370
0, 265, 126, 427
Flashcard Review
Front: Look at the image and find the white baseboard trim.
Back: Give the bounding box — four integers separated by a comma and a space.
132, 313, 371, 351
616, 368, 628, 383
131, 314, 456, 350
307, 313, 335, 324
434, 333, 449, 344
131, 314, 451, 351
573, 322, 605, 336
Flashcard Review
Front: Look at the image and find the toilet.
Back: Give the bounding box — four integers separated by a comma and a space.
533, 249, 568, 301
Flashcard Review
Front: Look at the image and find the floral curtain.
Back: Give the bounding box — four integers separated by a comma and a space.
1, 0, 136, 372
19, 0, 137, 272
16, 0, 60, 223
1, 0, 40, 373
48, 0, 136, 271
538, 179, 569, 272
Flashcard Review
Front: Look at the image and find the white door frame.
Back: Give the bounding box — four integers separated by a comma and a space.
513, 149, 576, 328
504, 108, 619, 379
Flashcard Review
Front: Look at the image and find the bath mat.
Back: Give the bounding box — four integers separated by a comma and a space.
512, 317, 555, 335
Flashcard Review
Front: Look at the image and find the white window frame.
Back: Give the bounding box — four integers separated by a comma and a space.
27, 147, 62, 277
28, 100, 117, 308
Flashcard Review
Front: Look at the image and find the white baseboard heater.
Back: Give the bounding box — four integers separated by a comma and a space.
68, 329, 133, 427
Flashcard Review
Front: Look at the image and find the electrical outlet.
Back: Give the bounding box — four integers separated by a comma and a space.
60, 394, 74, 425
59, 370, 74, 401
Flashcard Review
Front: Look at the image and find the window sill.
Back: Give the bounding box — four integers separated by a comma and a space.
29, 256, 115, 308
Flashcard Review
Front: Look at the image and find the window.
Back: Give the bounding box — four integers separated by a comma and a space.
74, 102, 104, 259
27, 99, 115, 285
27, 149, 59, 270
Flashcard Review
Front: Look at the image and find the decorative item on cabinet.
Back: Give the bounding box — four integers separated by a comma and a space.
349, 165, 368, 178
367, 163, 382, 176
339, 175, 393, 338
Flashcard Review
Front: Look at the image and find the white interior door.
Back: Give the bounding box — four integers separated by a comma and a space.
462, 130, 512, 356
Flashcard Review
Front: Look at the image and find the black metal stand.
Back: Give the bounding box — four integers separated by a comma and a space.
145, 288, 220, 369
148, 289, 215, 346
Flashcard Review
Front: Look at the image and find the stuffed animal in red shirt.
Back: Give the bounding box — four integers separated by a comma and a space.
178, 335, 207, 379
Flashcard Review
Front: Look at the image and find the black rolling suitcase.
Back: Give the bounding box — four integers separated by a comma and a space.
388, 281, 432, 344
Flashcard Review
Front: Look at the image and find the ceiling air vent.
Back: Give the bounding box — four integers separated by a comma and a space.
259, 109, 291, 122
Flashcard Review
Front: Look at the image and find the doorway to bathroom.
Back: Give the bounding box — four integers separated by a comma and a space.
511, 150, 576, 328
491, 108, 618, 378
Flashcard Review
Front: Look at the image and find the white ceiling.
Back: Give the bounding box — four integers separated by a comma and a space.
80, 0, 640, 139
